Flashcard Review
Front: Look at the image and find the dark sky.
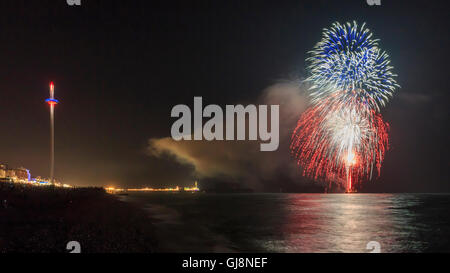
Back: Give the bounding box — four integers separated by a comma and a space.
0, 0, 448, 192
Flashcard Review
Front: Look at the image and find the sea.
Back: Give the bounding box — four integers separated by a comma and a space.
120, 193, 450, 253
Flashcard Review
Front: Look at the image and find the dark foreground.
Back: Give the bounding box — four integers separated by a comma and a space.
0, 183, 158, 253
3, 185, 450, 253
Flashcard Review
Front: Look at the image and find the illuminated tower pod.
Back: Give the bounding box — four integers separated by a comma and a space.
45, 82, 59, 183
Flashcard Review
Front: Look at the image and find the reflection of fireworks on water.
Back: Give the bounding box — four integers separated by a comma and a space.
291, 21, 398, 191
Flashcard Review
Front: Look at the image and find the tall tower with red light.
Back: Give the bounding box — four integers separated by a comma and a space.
45, 82, 59, 183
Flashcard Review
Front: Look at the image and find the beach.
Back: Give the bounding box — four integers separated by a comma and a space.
0, 182, 158, 253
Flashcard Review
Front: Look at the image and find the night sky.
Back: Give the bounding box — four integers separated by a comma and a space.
0, 0, 448, 192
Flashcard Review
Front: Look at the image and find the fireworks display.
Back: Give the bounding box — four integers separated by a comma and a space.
291, 21, 398, 191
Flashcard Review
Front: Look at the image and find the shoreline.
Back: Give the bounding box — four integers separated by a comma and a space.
0, 182, 159, 253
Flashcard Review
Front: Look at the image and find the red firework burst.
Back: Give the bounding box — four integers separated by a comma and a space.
290, 96, 389, 191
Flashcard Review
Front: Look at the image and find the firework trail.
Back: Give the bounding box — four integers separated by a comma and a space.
291, 21, 398, 191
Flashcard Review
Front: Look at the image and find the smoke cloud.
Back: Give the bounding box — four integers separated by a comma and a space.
147, 81, 310, 190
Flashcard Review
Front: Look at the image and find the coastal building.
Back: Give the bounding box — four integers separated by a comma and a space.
0, 163, 6, 178
34, 176, 52, 185
0, 164, 30, 183
4, 167, 30, 183
14, 167, 30, 182
0, 162, 72, 187
0, 163, 8, 182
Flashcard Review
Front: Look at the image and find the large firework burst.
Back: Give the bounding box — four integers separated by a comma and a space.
291, 21, 398, 191
290, 95, 389, 189
306, 21, 399, 112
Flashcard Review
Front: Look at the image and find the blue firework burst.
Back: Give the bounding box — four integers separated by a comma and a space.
306, 21, 399, 111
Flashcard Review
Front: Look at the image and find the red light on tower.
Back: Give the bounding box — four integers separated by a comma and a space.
46, 82, 59, 106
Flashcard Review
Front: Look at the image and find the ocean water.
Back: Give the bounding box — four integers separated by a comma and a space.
121, 193, 450, 253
